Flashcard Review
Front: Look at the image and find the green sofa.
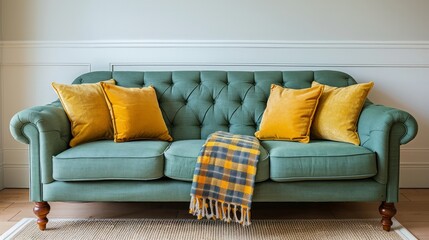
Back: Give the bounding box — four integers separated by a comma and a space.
10, 70, 418, 231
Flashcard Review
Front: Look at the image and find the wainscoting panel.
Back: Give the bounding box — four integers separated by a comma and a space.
3, 149, 28, 166
3, 164, 29, 188
1, 41, 428, 188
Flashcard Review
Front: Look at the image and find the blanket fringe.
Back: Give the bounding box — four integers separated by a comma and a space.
189, 195, 251, 226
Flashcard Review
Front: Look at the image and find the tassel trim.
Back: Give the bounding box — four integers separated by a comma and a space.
189, 195, 251, 226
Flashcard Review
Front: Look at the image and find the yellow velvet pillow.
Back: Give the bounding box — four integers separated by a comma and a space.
52, 79, 116, 147
311, 81, 374, 145
101, 83, 173, 142
255, 84, 324, 143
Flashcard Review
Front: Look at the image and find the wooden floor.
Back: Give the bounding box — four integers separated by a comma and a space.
1, 188, 428, 239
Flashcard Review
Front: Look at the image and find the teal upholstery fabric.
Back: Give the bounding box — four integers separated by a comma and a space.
263, 140, 376, 182
53, 140, 170, 181
9, 101, 70, 201
164, 140, 269, 182
253, 179, 385, 202
357, 104, 418, 202
8, 70, 418, 204
42, 179, 385, 202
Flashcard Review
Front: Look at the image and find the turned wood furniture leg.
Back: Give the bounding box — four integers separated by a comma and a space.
379, 201, 397, 231
33, 202, 51, 231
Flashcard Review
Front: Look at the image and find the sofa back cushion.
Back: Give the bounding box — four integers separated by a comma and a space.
72, 70, 358, 140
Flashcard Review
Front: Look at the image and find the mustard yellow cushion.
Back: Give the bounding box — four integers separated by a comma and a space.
51, 79, 116, 147
101, 83, 173, 142
255, 84, 324, 143
311, 81, 374, 145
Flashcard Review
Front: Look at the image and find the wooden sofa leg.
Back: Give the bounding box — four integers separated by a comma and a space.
379, 201, 397, 231
33, 202, 51, 231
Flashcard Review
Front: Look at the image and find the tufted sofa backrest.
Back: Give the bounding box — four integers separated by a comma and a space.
72, 70, 357, 140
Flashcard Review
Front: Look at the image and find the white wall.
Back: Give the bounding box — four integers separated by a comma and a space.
2, 0, 429, 41
0, 0, 428, 188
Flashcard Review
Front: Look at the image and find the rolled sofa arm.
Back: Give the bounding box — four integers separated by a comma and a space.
10, 101, 70, 144
357, 103, 418, 202
9, 101, 71, 201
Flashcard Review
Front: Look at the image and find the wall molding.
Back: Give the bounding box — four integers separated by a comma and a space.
3, 163, 28, 168
110, 62, 429, 71
400, 163, 429, 168
0, 63, 92, 70
2, 40, 429, 49
401, 147, 429, 152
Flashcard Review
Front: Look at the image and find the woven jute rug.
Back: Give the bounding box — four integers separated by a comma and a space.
1, 218, 416, 240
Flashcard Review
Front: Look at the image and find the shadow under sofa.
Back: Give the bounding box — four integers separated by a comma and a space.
9, 70, 418, 231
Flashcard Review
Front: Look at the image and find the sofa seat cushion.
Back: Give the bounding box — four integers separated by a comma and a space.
262, 140, 376, 182
164, 140, 270, 182
53, 140, 170, 181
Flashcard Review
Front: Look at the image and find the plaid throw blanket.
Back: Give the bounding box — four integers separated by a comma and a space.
189, 131, 261, 226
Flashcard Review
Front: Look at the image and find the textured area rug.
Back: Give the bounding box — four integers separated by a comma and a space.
1, 218, 416, 240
